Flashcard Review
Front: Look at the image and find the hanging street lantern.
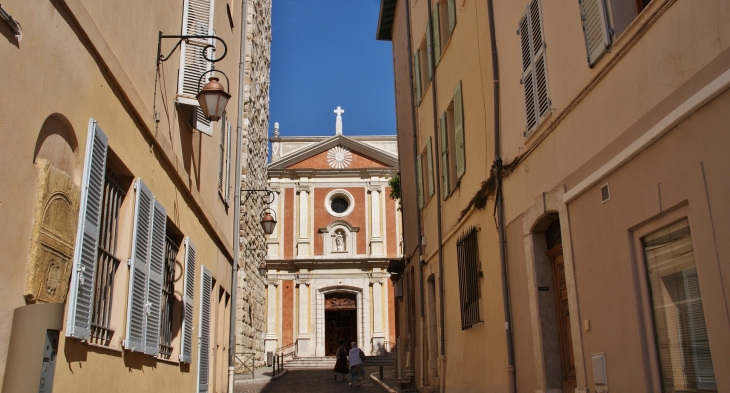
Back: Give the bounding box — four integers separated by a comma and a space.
260, 210, 277, 236
196, 77, 231, 122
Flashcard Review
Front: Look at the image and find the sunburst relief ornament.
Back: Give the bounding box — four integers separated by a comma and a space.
327, 146, 352, 169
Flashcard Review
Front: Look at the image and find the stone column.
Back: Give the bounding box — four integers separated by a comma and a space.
370, 273, 385, 355
296, 181, 310, 257
296, 274, 310, 356
264, 279, 279, 357
368, 182, 384, 256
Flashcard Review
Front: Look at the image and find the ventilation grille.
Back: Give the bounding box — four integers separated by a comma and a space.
600, 183, 610, 203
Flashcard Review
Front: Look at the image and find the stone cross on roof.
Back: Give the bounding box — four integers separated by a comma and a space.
334, 106, 344, 135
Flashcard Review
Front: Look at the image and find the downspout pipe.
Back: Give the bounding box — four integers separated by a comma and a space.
404, 0, 426, 387
486, 1, 516, 392
228, 1, 247, 392
424, 0, 447, 391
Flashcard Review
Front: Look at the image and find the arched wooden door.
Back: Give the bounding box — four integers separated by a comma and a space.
324, 293, 357, 355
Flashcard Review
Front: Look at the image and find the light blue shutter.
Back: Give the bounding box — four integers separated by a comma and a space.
197, 266, 213, 393
144, 199, 167, 356
448, 0, 456, 33
224, 119, 232, 202
125, 179, 153, 352
179, 237, 196, 363
433, 5, 442, 64
416, 155, 424, 209
579, 0, 611, 66
530, 0, 550, 120
440, 112, 450, 199
218, 112, 227, 193
426, 139, 435, 197
178, 0, 214, 136
66, 119, 108, 340
453, 81, 466, 178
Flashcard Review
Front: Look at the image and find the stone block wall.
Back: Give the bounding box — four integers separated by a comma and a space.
236, 0, 272, 369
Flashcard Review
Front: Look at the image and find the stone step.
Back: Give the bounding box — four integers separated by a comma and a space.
283, 356, 395, 369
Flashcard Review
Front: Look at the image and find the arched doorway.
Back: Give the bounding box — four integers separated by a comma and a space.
324, 293, 357, 355
545, 219, 576, 393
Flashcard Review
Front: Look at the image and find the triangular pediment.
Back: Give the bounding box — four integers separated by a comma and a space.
268, 135, 398, 170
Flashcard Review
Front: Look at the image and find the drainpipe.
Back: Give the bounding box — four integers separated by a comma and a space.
228, 0, 248, 392
485, 1, 516, 392
404, 0, 426, 387
424, 1, 447, 392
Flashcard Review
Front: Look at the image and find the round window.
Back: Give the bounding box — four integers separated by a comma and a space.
331, 197, 349, 214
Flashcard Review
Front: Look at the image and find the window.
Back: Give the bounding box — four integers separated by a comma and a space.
160, 231, 181, 359
579, 0, 611, 67
413, 36, 431, 105
218, 112, 232, 204
416, 138, 435, 209
178, 0, 215, 136
432, 0, 456, 65
456, 226, 481, 330
325, 189, 355, 217
519, 0, 550, 136
439, 81, 466, 198
331, 198, 349, 214
607, 0, 652, 38
642, 219, 717, 392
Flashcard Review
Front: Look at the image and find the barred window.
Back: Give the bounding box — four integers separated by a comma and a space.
90, 170, 126, 346
159, 234, 179, 359
456, 226, 481, 330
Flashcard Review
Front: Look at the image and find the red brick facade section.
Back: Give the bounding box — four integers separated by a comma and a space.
287, 148, 389, 169
313, 187, 367, 255
284, 188, 294, 259
282, 280, 294, 346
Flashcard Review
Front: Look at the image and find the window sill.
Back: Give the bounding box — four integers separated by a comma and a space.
86, 341, 124, 354
156, 356, 181, 366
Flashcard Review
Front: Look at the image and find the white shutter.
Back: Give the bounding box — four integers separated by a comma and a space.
433, 5, 441, 64
225, 119, 232, 202
178, 0, 215, 135
416, 155, 424, 209
125, 179, 153, 352
453, 81, 466, 178
218, 112, 227, 193
197, 266, 213, 393
519, 13, 538, 133
66, 119, 108, 340
530, 0, 550, 120
413, 50, 422, 104
579, 0, 611, 66
448, 0, 456, 33
521, 0, 549, 136
426, 139, 434, 197
144, 199, 167, 356
179, 237, 196, 363
440, 112, 449, 199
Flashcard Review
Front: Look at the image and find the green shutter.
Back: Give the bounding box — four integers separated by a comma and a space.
416, 155, 424, 209
440, 113, 450, 199
426, 139, 435, 197
426, 22, 433, 80
448, 0, 456, 33
433, 5, 441, 64
413, 50, 422, 105
454, 81, 466, 178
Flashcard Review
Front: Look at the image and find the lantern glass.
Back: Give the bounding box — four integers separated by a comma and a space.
196, 77, 231, 121
258, 263, 267, 276
260, 212, 277, 235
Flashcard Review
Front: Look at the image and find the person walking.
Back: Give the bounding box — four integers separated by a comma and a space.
333, 339, 349, 381
347, 341, 366, 387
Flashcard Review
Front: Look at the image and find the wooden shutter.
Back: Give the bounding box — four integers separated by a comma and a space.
197, 266, 213, 393
448, 0, 456, 33
145, 199, 167, 356
521, 0, 549, 135
453, 81, 466, 178
413, 50, 422, 105
178, 0, 215, 136
440, 112, 450, 199
125, 179, 153, 352
66, 119, 108, 340
416, 155, 424, 209
579, 0, 611, 66
433, 5, 441, 64
426, 139, 435, 197
179, 237, 196, 363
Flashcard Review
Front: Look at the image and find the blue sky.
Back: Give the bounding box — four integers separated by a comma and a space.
268, 0, 395, 138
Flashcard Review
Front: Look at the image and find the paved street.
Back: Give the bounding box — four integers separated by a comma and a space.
235, 367, 386, 393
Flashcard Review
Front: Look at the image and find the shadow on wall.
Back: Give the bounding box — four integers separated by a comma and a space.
34, 113, 80, 184
0, 14, 20, 49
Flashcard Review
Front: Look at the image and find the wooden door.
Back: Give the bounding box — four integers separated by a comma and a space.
325, 310, 357, 355
549, 245, 576, 393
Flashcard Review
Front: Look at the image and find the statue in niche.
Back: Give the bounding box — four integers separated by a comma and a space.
332, 229, 347, 252
335, 234, 344, 251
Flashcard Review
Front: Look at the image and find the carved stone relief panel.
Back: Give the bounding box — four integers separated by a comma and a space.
24, 159, 80, 304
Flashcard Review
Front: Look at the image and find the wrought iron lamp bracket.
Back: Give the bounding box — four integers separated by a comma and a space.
156, 32, 228, 66
241, 189, 276, 206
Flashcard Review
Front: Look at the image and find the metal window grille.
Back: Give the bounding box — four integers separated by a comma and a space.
456, 226, 482, 330
90, 170, 126, 345
159, 235, 178, 358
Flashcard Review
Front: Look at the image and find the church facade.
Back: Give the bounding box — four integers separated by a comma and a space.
263, 112, 400, 358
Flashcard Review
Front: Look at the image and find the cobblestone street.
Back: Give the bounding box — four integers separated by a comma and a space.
235, 367, 387, 393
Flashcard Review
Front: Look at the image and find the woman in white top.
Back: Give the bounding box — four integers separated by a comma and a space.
348, 341, 366, 386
